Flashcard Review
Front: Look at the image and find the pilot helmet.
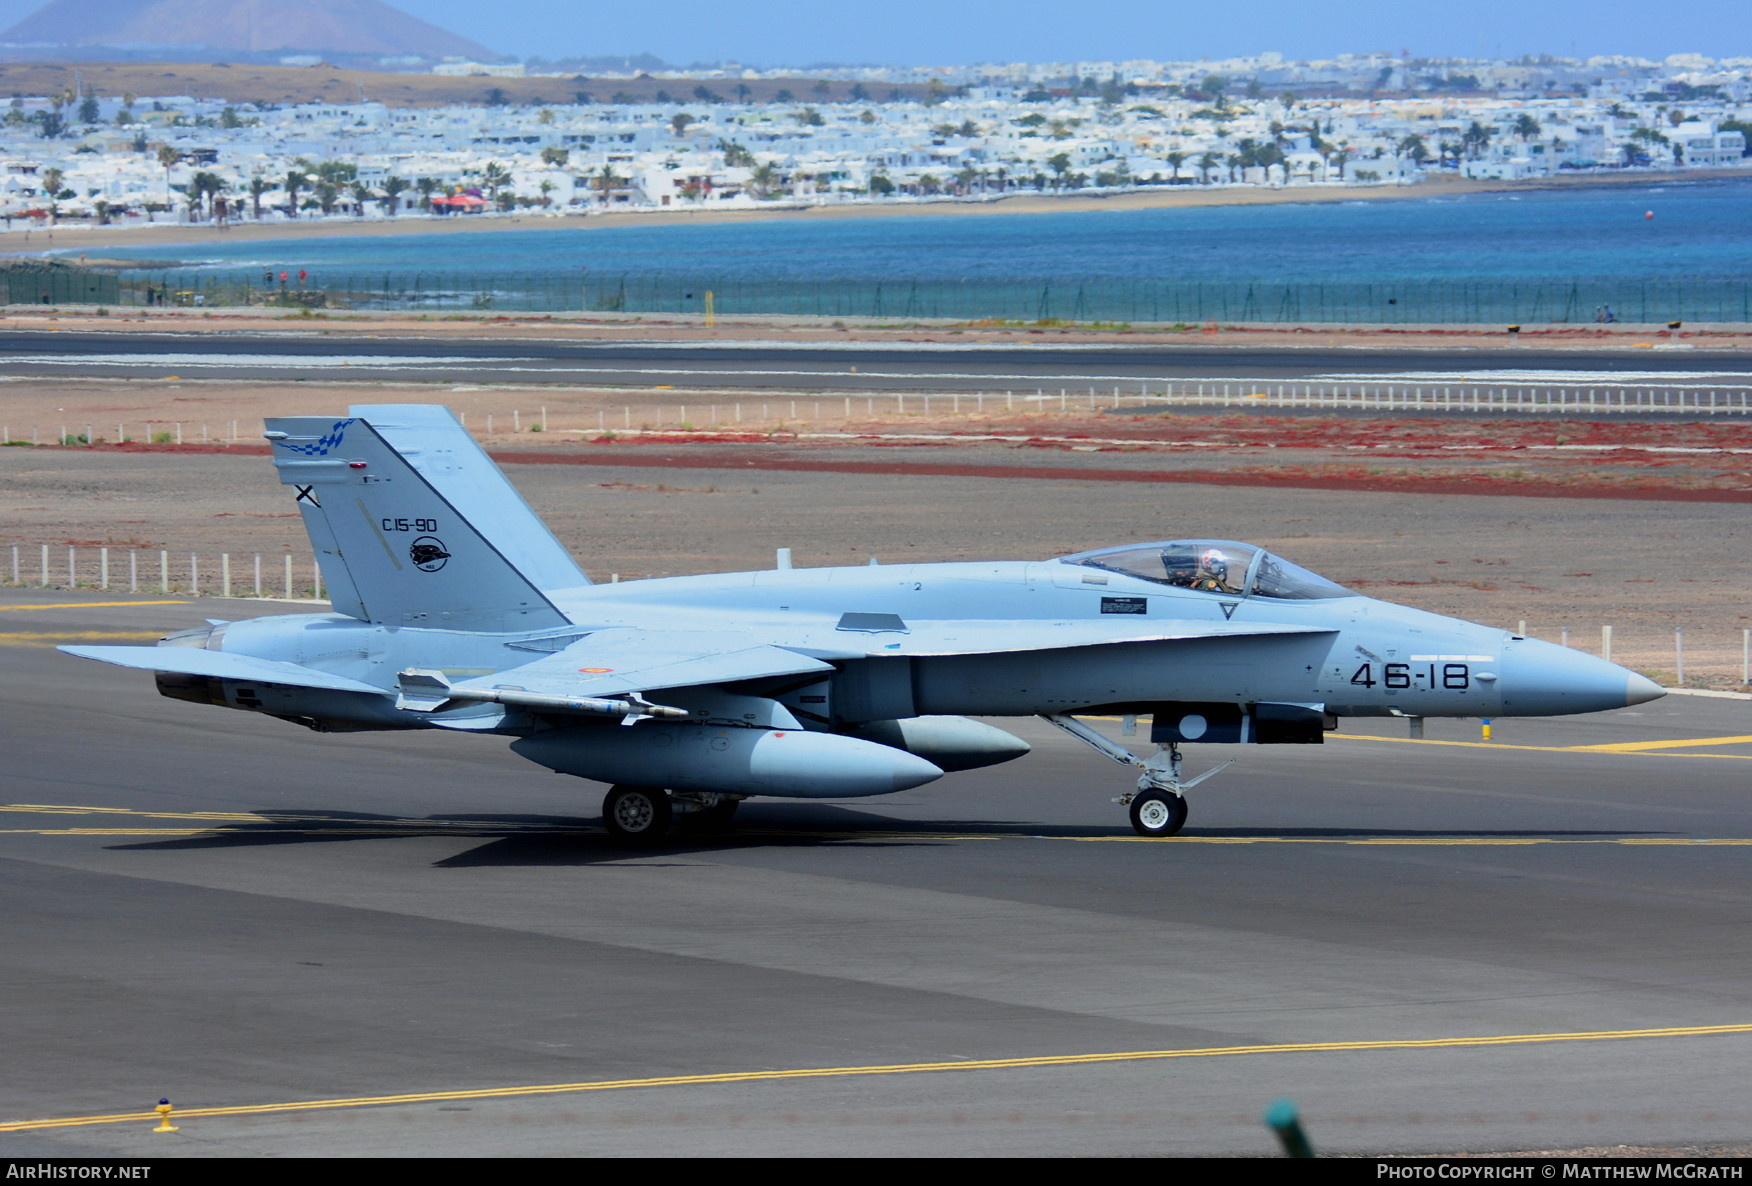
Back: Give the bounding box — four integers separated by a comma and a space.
1199, 548, 1229, 580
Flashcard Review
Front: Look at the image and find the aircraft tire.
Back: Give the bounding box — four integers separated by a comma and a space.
1129, 790, 1188, 838
603, 785, 673, 846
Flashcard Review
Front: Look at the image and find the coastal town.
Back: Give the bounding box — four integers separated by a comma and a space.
0, 50, 1748, 231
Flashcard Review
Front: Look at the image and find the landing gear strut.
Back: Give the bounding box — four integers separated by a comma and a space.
1041, 714, 1231, 838
678, 794, 741, 834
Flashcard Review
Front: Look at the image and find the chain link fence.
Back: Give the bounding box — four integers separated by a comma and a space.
1, 265, 121, 306
103, 269, 1752, 324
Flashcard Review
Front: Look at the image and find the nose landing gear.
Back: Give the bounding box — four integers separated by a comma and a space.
1041, 714, 1232, 838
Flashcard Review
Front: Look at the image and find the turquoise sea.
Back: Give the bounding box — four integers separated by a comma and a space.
56, 178, 1752, 323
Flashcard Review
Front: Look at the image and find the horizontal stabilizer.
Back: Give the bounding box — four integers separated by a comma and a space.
456, 629, 836, 699
60, 645, 387, 695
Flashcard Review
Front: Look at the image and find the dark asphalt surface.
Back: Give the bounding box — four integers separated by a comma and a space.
4, 589, 1752, 1156
1, 329, 1749, 392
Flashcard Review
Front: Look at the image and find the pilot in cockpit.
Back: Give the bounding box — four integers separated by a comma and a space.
1192, 548, 1230, 592
1160, 547, 1231, 592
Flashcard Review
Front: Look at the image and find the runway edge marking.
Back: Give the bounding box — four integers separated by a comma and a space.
0, 601, 189, 612
6, 1023, 1752, 1133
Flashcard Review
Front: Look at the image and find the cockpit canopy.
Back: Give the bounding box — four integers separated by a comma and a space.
1061, 540, 1354, 600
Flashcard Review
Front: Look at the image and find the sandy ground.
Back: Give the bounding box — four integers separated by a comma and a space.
3, 169, 1738, 256
2, 375, 1748, 688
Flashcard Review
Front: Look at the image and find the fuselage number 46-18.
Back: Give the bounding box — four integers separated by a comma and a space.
1351, 662, 1471, 691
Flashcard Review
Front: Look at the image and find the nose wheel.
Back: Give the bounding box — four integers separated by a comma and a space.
1042, 713, 1231, 839
1129, 790, 1188, 837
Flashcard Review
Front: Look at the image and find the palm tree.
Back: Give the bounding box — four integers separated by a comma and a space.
350, 182, 371, 216
1165, 151, 1187, 182
247, 174, 271, 219
1196, 152, 1221, 184
1462, 121, 1493, 160
381, 176, 408, 217
156, 145, 179, 205
193, 171, 227, 221
748, 162, 779, 198
1256, 141, 1287, 183
314, 181, 338, 216
1513, 114, 1541, 143
283, 169, 309, 218
415, 176, 440, 212
480, 161, 511, 200
40, 166, 63, 200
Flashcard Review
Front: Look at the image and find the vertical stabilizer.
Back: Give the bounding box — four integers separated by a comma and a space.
266, 407, 577, 632
349, 405, 588, 593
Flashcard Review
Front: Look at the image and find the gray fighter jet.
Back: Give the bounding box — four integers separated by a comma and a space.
64, 405, 1663, 843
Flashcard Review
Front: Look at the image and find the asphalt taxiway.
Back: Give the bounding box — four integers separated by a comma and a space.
0, 328, 1748, 395
4, 590, 1752, 1157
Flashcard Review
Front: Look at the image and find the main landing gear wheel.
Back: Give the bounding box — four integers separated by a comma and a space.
603, 785, 673, 846
1129, 790, 1188, 838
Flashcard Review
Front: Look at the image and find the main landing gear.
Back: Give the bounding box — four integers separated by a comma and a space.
602, 786, 743, 846
1041, 714, 1231, 838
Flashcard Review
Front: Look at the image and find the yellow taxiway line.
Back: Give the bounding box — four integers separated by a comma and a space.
15, 830, 1743, 846
0, 601, 189, 611
0, 630, 169, 646
4, 1022, 1749, 1134
1331, 733, 1752, 760
1, 803, 1749, 847
1567, 735, 1752, 753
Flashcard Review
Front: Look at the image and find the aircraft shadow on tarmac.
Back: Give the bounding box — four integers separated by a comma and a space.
100, 806, 1659, 866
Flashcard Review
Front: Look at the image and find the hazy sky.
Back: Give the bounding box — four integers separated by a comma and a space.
0, 0, 1747, 66
378, 0, 1750, 65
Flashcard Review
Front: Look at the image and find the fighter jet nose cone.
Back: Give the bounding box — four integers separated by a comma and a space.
1625, 673, 1666, 706
1501, 638, 1668, 716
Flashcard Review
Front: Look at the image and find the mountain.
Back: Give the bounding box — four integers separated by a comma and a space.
1, 0, 498, 60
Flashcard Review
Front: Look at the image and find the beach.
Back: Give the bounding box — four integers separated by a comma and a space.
2, 169, 1732, 257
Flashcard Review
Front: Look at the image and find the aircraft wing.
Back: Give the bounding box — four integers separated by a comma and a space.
817, 618, 1338, 657
59, 645, 388, 694
453, 629, 837, 698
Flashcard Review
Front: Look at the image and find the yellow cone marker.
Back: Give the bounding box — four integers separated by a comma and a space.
1481, 718, 1493, 742
153, 1099, 177, 1133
